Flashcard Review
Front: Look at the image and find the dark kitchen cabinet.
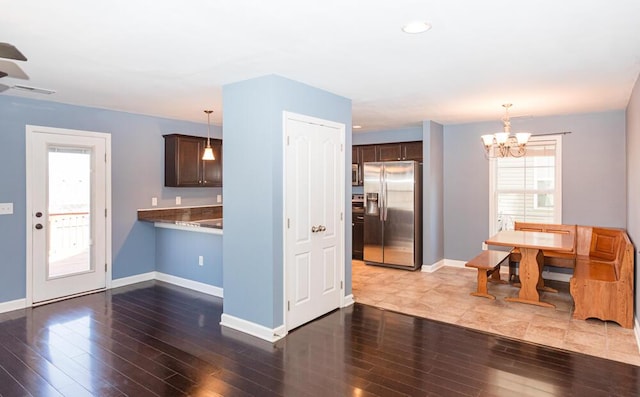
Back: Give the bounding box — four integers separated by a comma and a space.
376, 141, 423, 161
352, 144, 376, 186
352, 211, 364, 259
163, 134, 222, 187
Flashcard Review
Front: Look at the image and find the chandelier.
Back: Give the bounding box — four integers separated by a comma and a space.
481, 104, 531, 158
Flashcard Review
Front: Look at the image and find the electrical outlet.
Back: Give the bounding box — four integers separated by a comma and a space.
198, 255, 204, 266
176, 196, 181, 205
216, 194, 222, 203
0, 203, 13, 215
151, 197, 158, 206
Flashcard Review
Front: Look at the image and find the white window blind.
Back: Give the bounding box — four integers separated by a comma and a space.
489, 136, 562, 234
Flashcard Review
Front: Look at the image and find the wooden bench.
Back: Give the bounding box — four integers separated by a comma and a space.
570, 226, 634, 328
465, 250, 510, 299
509, 222, 577, 282
507, 222, 634, 328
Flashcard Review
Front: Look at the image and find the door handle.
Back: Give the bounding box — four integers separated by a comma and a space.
35, 223, 43, 230
35, 212, 43, 218
311, 225, 326, 233
311, 226, 318, 233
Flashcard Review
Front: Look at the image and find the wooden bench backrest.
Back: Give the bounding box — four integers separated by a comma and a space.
577, 226, 634, 282
514, 222, 577, 254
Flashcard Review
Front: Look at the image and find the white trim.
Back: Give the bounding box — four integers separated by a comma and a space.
342, 294, 355, 307
111, 272, 156, 288
155, 272, 223, 298
422, 259, 465, 272
220, 313, 286, 343
541, 270, 572, 283
154, 222, 223, 235
0, 299, 26, 314
635, 316, 640, 353
25, 125, 112, 305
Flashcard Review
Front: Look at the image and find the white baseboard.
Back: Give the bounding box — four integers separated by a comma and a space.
635, 316, 640, 354
220, 313, 285, 343
0, 298, 26, 314
111, 272, 156, 288
422, 259, 465, 272
541, 270, 572, 283
343, 294, 355, 307
155, 272, 223, 298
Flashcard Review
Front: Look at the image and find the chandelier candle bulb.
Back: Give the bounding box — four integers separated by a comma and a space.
481, 103, 531, 158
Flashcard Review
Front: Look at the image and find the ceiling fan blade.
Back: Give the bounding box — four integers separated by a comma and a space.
0, 70, 7, 78
0, 43, 27, 61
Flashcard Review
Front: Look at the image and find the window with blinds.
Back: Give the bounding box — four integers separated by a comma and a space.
489, 136, 562, 234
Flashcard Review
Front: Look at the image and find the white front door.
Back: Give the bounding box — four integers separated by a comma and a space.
26, 126, 111, 304
284, 112, 344, 331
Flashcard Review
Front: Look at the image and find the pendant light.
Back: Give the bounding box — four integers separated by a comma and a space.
202, 110, 215, 161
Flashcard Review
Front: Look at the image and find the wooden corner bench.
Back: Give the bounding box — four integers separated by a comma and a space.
570, 226, 634, 328
506, 222, 634, 328
465, 250, 510, 299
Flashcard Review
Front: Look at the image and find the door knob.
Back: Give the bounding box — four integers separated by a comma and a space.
319, 225, 326, 232
35, 212, 43, 218
35, 223, 43, 230
311, 226, 318, 233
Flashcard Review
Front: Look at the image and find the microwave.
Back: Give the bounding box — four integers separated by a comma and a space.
352, 163, 359, 185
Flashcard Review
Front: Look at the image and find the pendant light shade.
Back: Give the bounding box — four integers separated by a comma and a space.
202, 110, 215, 161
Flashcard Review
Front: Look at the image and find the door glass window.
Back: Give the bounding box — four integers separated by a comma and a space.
48, 147, 92, 278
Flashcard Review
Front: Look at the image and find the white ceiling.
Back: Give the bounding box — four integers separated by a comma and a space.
2, 0, 640, 132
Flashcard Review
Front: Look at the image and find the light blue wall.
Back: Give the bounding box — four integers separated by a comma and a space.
222, 75, 351, 329
0, 96, 222, 303
352, 127, 422, 145
155, 229, 223, 287
422, 121, 444, 266
444, 110, 627, 261
625, 72, 640, 317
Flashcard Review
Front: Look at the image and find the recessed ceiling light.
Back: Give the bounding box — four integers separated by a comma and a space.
402, 21, 432, 34
353, 125, 362, 129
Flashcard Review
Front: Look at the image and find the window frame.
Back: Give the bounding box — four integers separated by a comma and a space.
488, 135, 562, 235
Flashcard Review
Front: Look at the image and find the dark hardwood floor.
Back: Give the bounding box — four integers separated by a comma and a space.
0, 281, 638, 397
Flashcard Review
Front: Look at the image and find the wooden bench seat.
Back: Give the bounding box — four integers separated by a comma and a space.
465, 250, 510, 299
570, 226, 634, 328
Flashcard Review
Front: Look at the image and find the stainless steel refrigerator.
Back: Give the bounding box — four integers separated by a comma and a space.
363, 161, 422, 270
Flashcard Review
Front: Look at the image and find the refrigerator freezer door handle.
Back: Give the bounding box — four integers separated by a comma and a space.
379, 167, 384, 221
383, 167, 388, 221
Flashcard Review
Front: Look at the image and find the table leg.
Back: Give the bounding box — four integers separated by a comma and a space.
505, 247, 555, 308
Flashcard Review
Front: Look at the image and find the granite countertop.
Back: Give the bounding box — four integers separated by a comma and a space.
138, 205, 223, 230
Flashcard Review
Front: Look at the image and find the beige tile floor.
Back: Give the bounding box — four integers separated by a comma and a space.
352, 260, 640, 366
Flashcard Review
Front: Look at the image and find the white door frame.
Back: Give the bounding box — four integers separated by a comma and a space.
282, 111, 346, 333
25, 125, 112, 306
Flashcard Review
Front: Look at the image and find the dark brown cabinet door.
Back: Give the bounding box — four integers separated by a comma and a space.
353, 145, 376, 185
164, 134, 223, 187
202, 140, 222, 187
403, 141, 423, 161
376, 143, 403, 161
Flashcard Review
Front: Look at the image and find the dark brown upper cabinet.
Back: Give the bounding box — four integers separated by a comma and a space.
376, 141, 423, 161
164, 134, 222, 187
352, 145, 376, 185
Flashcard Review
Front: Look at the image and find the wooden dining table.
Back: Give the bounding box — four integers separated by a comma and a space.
485, 230, 575, 308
